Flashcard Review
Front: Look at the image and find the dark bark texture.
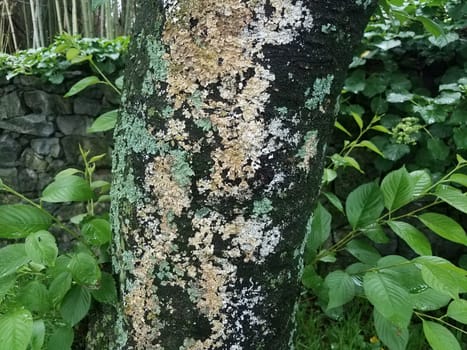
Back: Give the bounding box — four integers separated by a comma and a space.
87, 1, 376, 349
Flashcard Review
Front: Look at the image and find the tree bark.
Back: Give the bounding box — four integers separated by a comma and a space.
88, 1, 376, 349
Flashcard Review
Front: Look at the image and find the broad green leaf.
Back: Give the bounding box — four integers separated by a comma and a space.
345, 239, 381, 265
414, 256, 467, 299
416, 16, 444, 37
386, 91, 413, 103
81, 219, 111, 246
91, 272, 118, 304
322, 191, 344, 213
355, 140, 384, 157
447, 299, 467, 324
49, 272, 73, 306
25, 230, 58, 267
374, 309, 409, 350
0, 274, 16, 301
0, 205, 52, 239
301, 265, 324, 291
388, 221, 432, 256
0, 244, 29, 278
65, 48, 80, 61
448, 173, 467, 187
363, 224, 389, 243
363, 271, 412, 327
47, 325, 74, 350
409, 170, 432, 197
55, 168, 81, 178
381, 167, 414, 211
346, 182, 384, 230
377, 255, 424, 293
89, 154, 106, 163
0, 309, 33, 350
344, 69, 366, 93
410, 288, 451, 312
18, 281, 50, 313
30, 320, 45, 350
308, 203, 331, 252
64, 76, 101, 97
322, 168, 337, 184
60, 286, 91, 326
324, 270, 356, 309
41, 175, 93, 203
419, 213, 467, 246
68, 252, 101, 286
375, 39, 401, 51
435, 185, 467, 214
87, 109, 118, 133
423, 320, 461, 350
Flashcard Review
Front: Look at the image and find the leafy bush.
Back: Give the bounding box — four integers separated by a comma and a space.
0, 148, 115, 350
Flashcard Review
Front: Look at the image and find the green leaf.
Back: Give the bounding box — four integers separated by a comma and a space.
60, 285, 91, 326
363, 271, 412, 327
322, 168, 337, 184
388, 221, 432, 256
427, 138, 450, 160
409, 170, 432, 197
454, 126, 467, 150
345, 239, 381, 265
55, 168, 82, 178
308, 203, 331, 252
346, 182, 385, 230
0, 274, 16, 301
87, 109, 118, 133
355, 140, 385, 157
416, 16, 444, 37
363, 224, 389, 243
322, 191, 344, 213
0, 205, 52, 239
414, 256, 467, 299
331, 155, 363, 173
68, 252, 101, 286
47, 325, 74, 350
0, 244, 29, 278
64, 76, 101, 97
18, 281, 50, 313
419, 212, 467, 246
423, 320, 461, 350
49, 272, 73, 306
435, 185, 467, 214
324, 270, 356, 309
0, 309, 33, 350
65, 48, 80, 61
30, 320, 45, 350
410, 288, 451, 312
381, 167, 414, 211
447, 299, 467, 324
448, 173, 467, 187
91, 272, 118, 304
386, 91, 413, 103
374, 309, 409, 350
334, 121, 352, 137
351, 112, 363, 130
81, 219, 111, 246
25, 230, 58, 266
371, 125, 392, 134
344, 69, 366, 93
41, 175, 93, 203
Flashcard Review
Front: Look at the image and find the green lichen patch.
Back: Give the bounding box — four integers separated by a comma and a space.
253, 198, 273, 216
304, 74, 334, 111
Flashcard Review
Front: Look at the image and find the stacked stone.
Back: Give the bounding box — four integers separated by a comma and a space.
0, 74, 117, 201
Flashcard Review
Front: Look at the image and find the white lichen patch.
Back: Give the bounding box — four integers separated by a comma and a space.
297, 130, 319, 172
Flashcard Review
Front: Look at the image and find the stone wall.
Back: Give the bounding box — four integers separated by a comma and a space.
0, 73, 118, 202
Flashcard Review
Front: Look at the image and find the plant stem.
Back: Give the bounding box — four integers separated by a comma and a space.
89, 58, 121, 95
415, 311, 467, 335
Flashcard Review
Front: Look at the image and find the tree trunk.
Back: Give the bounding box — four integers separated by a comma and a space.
88, 1, 376, 349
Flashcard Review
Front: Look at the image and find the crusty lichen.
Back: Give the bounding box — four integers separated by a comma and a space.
116, 0, 318, 348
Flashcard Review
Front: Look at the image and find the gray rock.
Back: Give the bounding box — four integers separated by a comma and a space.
73, 97, 102, 116
31, 138, 61, 158
0, 167, 18, 188
18, 168, 38, 193
0, 114, 54, 136
24, 90, 72, 115
14, 75, 43, 88
0, 91, 26, 119
20, 148, 48, 172
0, 134, 21, 166
57, 115, 91, 135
